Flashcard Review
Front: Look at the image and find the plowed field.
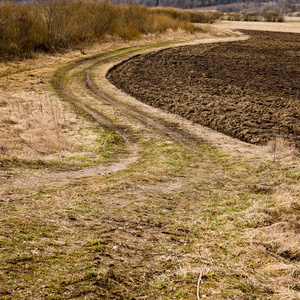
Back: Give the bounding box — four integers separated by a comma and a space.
108, 30, 300, 149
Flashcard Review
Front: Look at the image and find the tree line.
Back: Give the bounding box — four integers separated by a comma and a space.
111, 0, 299, 12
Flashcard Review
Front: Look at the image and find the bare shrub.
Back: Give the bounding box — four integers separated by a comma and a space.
149, 6, 191, 22
203, 10, 222, 22
150, 7, 221, 24
188, 10, 222, 23
118, 3, 149, 36
243, 11, 262, 22
228, 12, 242, 21
264, 10, 285, 22
277, 14, 285, 22
143, 14, 184, 34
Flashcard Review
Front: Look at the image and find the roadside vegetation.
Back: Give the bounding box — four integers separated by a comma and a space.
223, 10, 285, 22
0, 0, 221, 60
150, 7, 222, 23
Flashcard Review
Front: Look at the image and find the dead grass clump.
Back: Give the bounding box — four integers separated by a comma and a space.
0, 92, 68, 158
262, 262, 299, 276
245, 200, 280, 227
0, 100, 8, 107
245, 217, 300, 297
1, 118, 18, 125
243, 166, 300, 296
245, 211, 275, 228
250, 217, 300, 262
265, 137, 299, 162
259, 263, 300, 296
274, 188, 300, 210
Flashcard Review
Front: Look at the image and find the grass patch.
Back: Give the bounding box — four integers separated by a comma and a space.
0, 125, 127, 171
2, 131, 299, 298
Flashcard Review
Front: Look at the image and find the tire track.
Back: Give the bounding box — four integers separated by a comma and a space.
3, 34, 271, 196
82, 35, 251, 151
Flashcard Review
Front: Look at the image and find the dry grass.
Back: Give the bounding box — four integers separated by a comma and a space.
0, 88, 119, 165
0, 26, 300, 299
243, 162, 300, 298
215, 20, 300, 33
0, 0, 221, 60
0, 27, 216, 166
265, 137, 299, 163
0, 66, 125, 166
1, 135, 299, 298
0, 91, 68, 158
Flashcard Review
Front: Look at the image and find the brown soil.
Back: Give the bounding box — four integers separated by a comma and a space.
107, 30, 300, 149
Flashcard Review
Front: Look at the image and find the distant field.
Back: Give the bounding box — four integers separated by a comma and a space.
217, 20, 300, 33
285, 16, 300, 22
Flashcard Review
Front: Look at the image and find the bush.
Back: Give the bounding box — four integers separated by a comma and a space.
228, 12, 242, 21
243, 11, 261, 22
189, 10, 222, 23
118, 3, 149, 35
149, 7, 191, 22
143, 14, 185, 33
204, 10, 223, 22
264, 10, 285, 22
264, 10, 278, 22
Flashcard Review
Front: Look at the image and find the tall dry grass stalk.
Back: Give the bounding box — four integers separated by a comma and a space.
0, 0, 219, 60
266, 137, 299, 162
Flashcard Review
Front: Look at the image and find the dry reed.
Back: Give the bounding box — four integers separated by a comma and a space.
0, 0, 220, 60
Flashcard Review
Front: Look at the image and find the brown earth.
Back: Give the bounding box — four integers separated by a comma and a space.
107, 30, 300, 149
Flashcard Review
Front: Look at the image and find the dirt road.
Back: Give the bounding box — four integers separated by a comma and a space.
4, 33, 271, 195
1, 27, 300, 299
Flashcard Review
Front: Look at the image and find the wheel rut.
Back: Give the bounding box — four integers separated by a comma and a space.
2, 34, 277, 196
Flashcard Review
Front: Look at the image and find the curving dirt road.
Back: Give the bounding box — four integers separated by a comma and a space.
2, 27, 300, 300
55, 34, 279, 160
3, 31, 296, 196
1, 34, 255, 196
